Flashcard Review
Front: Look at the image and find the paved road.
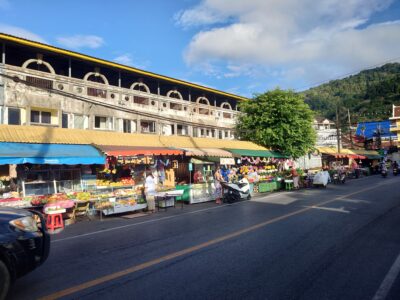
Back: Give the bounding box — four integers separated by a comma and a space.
9, 175, 400, 300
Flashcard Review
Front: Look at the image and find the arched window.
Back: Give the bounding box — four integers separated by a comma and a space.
22, 59, 55, 74
166, 90, 183, 100
84, 72, 109, 85
221, 102, 232, 110
196, 97, 210, 106
131, 82, 150, 93
196, 97, 210, 115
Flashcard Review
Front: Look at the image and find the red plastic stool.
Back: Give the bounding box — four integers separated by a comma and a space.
46, 213, 64, 231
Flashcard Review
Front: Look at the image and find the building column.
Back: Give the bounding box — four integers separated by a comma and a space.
174, 123, 178, 136
1, 43, 5, 64
68, 58, 71, 77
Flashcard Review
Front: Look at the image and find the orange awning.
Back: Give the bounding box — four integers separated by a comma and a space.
97, 145, 183, 156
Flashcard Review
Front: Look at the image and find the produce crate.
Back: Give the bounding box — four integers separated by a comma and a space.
258, 182, 270, 193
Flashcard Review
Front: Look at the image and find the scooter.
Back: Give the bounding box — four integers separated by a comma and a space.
221, 178, 251, 203
381, 169, 388, 178
333, 171, 346, 184
393, 167, 398, 176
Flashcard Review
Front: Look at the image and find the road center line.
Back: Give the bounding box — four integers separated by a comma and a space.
372, 249, 400, 300
39, 182, 388, 300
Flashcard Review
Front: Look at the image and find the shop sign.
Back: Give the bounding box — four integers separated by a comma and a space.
220, 158, 235, 165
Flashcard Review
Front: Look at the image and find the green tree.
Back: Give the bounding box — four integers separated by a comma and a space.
237, 89, 316, 158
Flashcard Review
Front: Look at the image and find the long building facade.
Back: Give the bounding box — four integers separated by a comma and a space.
0, 33, 245, 140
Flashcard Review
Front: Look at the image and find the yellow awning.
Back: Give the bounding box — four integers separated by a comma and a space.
0, 125, 267, 151
317, 147, 337, 154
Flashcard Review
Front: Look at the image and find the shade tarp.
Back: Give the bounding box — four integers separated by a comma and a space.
226, 148, 287, 158
182, 148, 233, 157
0, 142, 105, 165
97, 145, 183, 156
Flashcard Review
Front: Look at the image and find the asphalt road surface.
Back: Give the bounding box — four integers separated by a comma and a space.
8, 175, 400, 300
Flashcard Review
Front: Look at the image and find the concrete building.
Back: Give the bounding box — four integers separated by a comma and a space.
313, 117, 340, 147
0, 33, 245, 140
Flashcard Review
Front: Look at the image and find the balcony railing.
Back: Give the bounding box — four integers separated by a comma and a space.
2, 64, 239, 127
26, 76, 53, 90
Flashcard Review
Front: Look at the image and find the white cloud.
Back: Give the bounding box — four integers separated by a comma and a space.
113, 54, 134, 66
0, 24, 47, 43
178, 0, 399, 89
57, 35, 104, 49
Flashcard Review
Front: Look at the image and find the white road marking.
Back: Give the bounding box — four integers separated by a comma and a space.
303, 206, 350, 214
372, 250, 400, 300
52, 201, 245, 244
337, 198, 371, 204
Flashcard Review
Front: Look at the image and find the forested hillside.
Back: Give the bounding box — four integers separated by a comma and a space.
302, 63, 400, 123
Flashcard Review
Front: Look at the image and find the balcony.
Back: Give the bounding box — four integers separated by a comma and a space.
2, 64, 239, 129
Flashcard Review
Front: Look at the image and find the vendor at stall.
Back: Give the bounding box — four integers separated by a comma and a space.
193, 169, 204, 184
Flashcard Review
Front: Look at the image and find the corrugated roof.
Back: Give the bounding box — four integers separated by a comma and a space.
0, 33, 248, 102
0, 125, 267, 150
355, 121, 396, 139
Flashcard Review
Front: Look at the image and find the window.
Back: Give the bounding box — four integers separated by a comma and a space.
94, 116, 108, 129
8, 108, 21, 125
74, 115, 85, 129
177, 124, 188, 136
123, 119, 131, 133
41, 112, 51, 124
30, 110, 51, 124
62, 113, 69, 128
140, 121, 156, 133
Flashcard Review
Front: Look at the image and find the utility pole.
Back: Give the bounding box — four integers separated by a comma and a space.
336, 105, 341, 153
348, 109, 353, 148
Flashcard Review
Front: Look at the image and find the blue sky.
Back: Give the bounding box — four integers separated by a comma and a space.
1, 0, 400, 97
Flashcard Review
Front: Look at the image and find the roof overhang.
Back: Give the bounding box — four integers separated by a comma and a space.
0, 33, 248, 102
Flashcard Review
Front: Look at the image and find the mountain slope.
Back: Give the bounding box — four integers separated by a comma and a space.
302, 63, 400, 123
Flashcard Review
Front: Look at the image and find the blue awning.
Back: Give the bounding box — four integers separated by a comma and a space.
0, 143, 105, 165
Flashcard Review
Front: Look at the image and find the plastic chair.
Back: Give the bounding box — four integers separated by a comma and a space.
285, 180, 294, 191
46, 212, 64, 231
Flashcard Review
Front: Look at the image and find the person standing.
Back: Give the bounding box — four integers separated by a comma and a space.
289, 166, 300, 189
145, 172, 156, 212
214, 168, 224, 204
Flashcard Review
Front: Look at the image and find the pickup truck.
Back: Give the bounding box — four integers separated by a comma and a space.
0, 207, 50, 299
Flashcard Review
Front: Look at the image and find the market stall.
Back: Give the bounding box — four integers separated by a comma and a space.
175, 148, 234, 204
0, 142, 105, 210
226, 149, 288, 194
93, 145, 184, 212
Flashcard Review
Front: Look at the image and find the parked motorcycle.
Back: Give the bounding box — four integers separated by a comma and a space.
333, 171, 346, 184
221, 178, 251, 203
